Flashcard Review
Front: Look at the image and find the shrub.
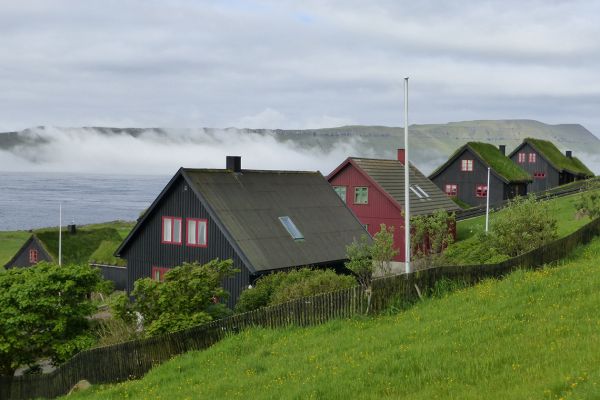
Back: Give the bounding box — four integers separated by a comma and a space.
235, 268, 356, 313
574, 180, 600, 219
118, 259, 238, 337
491, 195, 557, 257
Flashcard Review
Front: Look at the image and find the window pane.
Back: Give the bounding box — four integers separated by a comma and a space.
333, 186, 347, 202
173, 219, 182, 243
163, 218, 172, 242
198, 221, 207, 245
154, 269, 161, 281
187, 220, 196, 245
354, 187, 368, 204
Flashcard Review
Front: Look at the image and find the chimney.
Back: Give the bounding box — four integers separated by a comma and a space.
498, 145, 506, 156
397, 148, 406, 165
226, 156, 242, 172
566, 150, 572, 159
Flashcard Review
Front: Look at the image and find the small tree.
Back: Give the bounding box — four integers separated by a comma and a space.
344, 234, 374, 292
371, 224, 398, 276
491, 195, 558, 257
0, 263, 105, 376
412, 210, 455, 266
574, 180, 600, 220
122, 259, 238, 336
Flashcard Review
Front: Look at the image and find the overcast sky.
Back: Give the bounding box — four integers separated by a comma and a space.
1, 0, 600, 135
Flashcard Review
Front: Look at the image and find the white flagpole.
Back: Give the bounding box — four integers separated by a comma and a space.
59, 203, 62, 266
404, 77, 410, 274
485, 167, 490, 233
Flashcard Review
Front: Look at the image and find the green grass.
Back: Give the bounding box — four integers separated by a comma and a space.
525, 138, 594, 177
0, 221, 135, 267
451, 197, 471, 210
457, 190, 594, 242
431, 142, 531, 183
88, 240, 126, 266
68, 237, 600, 399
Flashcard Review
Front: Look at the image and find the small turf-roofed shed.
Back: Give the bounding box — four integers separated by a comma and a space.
115, 157, 369, 306
429, 142, 532, 207
4, 234, 53, 269
327, 149, 461, 263
508, 138, 594, 193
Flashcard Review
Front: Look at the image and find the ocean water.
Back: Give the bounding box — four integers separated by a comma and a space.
0, 172, 170, 231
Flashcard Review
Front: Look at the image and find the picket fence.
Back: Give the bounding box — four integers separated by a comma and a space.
3, 217, 600, 400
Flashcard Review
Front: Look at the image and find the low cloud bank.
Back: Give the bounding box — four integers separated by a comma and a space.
0, 127, 371, 176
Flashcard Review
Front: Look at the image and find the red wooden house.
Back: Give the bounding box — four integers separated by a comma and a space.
327, 149, 460, 263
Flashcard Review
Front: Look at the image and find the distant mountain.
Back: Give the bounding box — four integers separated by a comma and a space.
1, 120, 598, 175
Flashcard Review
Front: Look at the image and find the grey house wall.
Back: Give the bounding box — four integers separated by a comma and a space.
5, 238, 53, 269
431, 148, 506, 207
509, 143, 559, 193
120, 176, 251, 307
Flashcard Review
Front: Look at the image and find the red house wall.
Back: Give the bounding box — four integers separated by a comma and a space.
329, 163, 406, 262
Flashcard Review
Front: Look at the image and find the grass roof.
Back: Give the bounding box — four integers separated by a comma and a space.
467, 142, 532, 182
525, 138, 594, 177
89, 240, 127, 266
35, 227, 122, 265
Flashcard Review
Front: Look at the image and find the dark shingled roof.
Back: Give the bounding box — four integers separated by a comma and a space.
429, 142, 532, 183
181, 169, 369, 273
350, 158, 461, 216
509, 138, 594, 177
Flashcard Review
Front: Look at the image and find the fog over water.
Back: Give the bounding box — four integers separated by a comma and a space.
0, 126, 368, 176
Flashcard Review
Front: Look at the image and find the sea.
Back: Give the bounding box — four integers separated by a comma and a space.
0, 172, 170, 231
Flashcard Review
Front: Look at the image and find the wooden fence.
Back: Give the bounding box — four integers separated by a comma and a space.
3, 217, 600, 400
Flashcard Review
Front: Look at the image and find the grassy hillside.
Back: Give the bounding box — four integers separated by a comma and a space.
456, 190, 595, 241
69, 237, 600, 399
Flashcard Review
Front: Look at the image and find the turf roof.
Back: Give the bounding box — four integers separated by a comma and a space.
522, 138, 594, 177
430, 142, 531, 183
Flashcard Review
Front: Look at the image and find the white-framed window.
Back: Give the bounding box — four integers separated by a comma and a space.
333, 186, 347, 203
529, 153, 536, 163
461, 159, 474, 172
162, 216, 182, 245
187, 218, 208, 247
445, 184, 458, 196
476, 184, 488, 198
354, 187, 369, 204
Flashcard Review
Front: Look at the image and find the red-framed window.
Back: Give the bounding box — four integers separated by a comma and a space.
476, 184, 488, 198
528, 153, 536, 163
161, 216, 182, 245
186, 218, 208, 247
151, 266, 171, 282
460, 159, 473, 172
445, 184, 458, 196
29, 249, 38, 264
518, 152, 526, 163
534, 172, 546, 179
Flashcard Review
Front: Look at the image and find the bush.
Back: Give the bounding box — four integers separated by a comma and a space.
491, 195, 557, 257
117, 259, 238, 337
235, 268, 356, 313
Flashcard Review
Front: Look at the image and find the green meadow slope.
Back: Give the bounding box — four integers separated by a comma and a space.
70, 237, 600, 400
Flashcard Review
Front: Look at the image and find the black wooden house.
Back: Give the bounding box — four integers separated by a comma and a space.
508, 138, 594, 193
115, 157, 369, 306
4, 234, 53, 269
429, 142, 532, 207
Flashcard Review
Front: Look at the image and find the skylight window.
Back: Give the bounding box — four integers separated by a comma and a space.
409, 186, 423, 199
279, 216, 304, 240
414, 185, 429, 198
